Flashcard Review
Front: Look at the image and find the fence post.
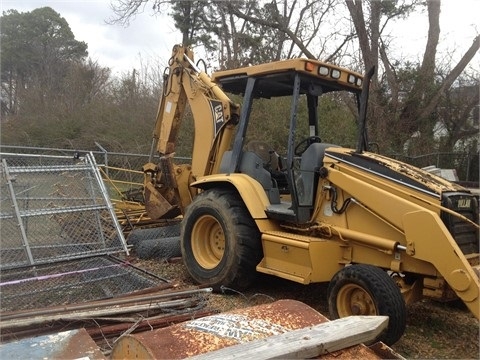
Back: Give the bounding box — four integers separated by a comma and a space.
87, 152, 129, 255
95, 142, 109, 178
466, 153, 470, 182
2, 159, 35, 265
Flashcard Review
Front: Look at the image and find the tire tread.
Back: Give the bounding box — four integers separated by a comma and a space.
328, 264, 406, 345
181, 189, 262, 290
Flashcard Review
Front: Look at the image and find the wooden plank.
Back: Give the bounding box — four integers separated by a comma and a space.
188, 315, 389, 360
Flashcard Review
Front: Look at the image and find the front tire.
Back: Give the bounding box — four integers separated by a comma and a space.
181, 189, 262, 291
327, 264, 406, 346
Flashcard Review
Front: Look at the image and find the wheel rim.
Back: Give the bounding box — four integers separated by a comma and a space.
191, 214, 225, 269
336, 284, 378, 316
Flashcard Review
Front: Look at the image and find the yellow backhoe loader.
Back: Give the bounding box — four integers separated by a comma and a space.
142, 44, 479, 345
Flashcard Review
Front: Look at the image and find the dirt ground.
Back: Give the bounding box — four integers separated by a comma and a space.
131, 257, 480, 360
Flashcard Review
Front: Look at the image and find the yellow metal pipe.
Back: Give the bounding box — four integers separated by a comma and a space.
315, 224, 399, 253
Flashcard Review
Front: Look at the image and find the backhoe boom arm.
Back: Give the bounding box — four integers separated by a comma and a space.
143, 45, 239, 219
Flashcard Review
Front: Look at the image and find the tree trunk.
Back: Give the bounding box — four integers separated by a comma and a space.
419, 35, 480, 121
399, 0, 440, 122
345, 0, 373, 71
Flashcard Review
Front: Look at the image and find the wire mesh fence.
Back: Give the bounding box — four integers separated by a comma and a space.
0, 149, 179, 314
0, 256, 165, 312
0, 152, 127, 270
0, 145, 192, 204
1, 144, 476, 182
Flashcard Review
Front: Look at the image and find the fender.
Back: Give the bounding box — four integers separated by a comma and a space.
191, 173, 270, 219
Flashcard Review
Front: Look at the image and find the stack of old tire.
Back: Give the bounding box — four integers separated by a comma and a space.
127, 222, 182, 260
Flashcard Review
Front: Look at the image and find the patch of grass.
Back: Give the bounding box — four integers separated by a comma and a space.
133, 258, 480, 359
392, 300, 479, 359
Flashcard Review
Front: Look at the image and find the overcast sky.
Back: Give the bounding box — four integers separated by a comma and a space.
1, 0, 181, 75
1, 0, 479, 75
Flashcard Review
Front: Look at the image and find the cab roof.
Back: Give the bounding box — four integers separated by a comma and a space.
211, 58, 363, 98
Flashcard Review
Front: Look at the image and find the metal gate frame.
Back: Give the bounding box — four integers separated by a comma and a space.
0, 152, 128, 270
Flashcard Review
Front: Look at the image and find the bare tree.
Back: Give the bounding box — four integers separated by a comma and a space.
345, 0, 479, 153
108, 0, 479, 154
109, 0, 205, 46
109, 0, 168, 26
226, 0, 350, 61
109, 0, 348, 64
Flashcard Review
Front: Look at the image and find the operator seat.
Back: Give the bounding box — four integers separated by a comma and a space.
246, 140, 289, 194
245, 140, 280, 171
298, 143, 339, 207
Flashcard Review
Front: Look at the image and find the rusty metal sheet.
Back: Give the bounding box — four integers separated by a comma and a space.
0, 328, 105, 360
111, 299, 323, 359
111, 299, 392, 359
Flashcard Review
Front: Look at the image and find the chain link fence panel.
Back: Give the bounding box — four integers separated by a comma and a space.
0, 152, 127, 270
0, 145, 192, 204
0, 256, 165, 312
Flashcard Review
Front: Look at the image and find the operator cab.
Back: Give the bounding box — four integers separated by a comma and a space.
213, 59, 364, 224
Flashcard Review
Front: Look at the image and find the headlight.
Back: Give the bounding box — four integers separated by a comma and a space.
331, 69, 341, 79
318, 66, 329, 76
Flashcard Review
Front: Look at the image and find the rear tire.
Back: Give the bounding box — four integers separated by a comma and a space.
327, 264, 406, 346
181, 189, 262, 291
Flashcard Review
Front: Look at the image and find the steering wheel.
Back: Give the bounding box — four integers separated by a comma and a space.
295, 136, 322, 156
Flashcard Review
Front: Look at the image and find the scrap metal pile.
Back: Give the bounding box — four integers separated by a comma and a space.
0, 153, 215, 356
1, 281, 216, 355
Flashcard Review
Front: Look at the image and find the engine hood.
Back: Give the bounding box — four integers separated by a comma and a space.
324, 148, 467, 198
